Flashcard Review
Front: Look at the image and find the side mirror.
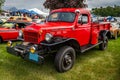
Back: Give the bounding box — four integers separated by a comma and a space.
75, 9, 80, 14
78, 16, 83, 24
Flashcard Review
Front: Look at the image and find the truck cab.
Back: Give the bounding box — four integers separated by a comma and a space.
7, 8, 111, 72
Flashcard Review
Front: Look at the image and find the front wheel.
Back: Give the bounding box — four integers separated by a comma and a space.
54, 46, 76, 73
0, 37, 2, 43
99, 36, 108, 50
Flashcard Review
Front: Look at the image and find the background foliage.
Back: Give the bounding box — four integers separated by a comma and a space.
0, 0, 5, 12
43, 0, 87, 11
91, 5, 120, 17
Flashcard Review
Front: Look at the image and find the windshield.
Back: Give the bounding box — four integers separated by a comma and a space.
1, 22, 15, 28
47, 12, 75, 22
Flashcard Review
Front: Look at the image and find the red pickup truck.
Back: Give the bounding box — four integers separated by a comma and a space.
7, 8, 111, 72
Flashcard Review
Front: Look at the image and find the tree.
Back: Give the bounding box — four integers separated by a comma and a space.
0, 0, 5, 12
43, 0, 87, 11
91, 6, 120, 17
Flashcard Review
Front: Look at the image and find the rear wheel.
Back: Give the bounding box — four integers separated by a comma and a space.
54, 46, 76, 73
99, 36, 108, 50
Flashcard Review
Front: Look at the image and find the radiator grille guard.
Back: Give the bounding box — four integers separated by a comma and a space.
24, 31, 39, 43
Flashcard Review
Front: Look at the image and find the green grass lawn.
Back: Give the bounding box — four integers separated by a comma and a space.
0, 38, 120, 80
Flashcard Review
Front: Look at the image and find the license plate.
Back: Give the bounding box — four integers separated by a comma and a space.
29, 53, 39, 62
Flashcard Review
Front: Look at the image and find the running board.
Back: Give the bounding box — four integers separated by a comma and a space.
81, 41, 103, 53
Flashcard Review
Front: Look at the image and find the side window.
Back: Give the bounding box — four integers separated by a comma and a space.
81, 14, 88, 24
78, 14, 88, 24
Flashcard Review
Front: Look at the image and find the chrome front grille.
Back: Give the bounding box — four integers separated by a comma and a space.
24, 31, 39, 43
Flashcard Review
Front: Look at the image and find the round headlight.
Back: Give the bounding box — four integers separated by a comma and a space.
7, 41, 12, 47
45, 33, 53, 42
30, 47, 36, 53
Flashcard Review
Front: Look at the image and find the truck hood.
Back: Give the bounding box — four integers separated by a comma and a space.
25, 22, 74, 32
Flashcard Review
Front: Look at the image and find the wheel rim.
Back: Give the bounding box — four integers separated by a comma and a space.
62, 52, 73, 69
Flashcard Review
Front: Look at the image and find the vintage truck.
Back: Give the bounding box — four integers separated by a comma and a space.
7, 8, 111, 72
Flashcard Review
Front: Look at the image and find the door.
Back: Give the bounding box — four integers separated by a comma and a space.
74, 14, 91, 46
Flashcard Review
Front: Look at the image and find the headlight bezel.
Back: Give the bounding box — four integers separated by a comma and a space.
45, 33, 53, 42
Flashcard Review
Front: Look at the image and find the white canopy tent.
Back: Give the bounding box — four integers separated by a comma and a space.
29, 8, 49, 17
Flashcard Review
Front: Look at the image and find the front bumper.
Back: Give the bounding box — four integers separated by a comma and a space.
7, 46, 44, 64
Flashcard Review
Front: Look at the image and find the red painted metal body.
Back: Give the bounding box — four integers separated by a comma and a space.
0, 20, 32, 42
24, 8, 111, 46
0, 28, 19, 41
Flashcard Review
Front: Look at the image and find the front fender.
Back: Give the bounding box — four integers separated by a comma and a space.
40, 38, 76, 46
40, 38, 81, 52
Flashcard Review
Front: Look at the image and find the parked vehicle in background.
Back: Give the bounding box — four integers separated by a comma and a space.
0, 27, 18, 43
7, 8, 111, 72
32, 19, 45, 24
32, 15, 45, 24
8, 16, 32, 22
0, 18, 7, 25
0, 12, 10, 19
110, 22, 120, 39
0, 20, 32, 43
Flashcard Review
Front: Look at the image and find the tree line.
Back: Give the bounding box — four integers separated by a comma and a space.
91, 5, 120, 17
43, 0, 87, 11
0, 0, 87, 12
0, 0, 5, 12
1, 0, 120, 17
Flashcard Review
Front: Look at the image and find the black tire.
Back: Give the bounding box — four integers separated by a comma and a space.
54, 46, 76, 73
99, 36, 108, 50
0, 37, 2, 43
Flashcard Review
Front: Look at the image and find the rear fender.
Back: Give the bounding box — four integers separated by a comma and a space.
99, 30, 111, 40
